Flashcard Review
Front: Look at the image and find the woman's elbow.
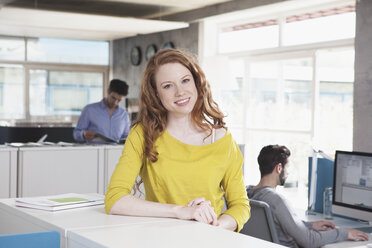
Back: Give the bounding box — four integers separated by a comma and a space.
106, 194, 132, 215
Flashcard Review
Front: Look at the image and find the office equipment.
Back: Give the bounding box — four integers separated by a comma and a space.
308, 156, 334, 213
0, 231, 60, 248
37, 134, 48, 143
333, 150, 372, 224
240, 199, 279, 244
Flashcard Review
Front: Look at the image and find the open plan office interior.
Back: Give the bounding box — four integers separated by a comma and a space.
0, 0, 372, 247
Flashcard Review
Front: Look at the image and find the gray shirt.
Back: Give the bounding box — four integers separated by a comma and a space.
246, 186, 348, 248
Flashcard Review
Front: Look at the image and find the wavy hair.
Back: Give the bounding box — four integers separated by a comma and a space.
132, 48, 225, 163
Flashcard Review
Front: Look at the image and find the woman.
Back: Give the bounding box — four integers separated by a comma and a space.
105, 49, 250, 231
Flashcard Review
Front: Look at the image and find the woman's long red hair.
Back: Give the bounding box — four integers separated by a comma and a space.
132, 49, 225, 163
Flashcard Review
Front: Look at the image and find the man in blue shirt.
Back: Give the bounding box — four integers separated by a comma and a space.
73, 79, 130, 143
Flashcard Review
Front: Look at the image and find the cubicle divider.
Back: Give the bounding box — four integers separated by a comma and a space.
0, 147, 17, 198
0, 145, 125, 198
103, 145, 124, 193
1, 143, 245, 199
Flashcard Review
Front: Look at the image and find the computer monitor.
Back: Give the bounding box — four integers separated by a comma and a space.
333, 150, 372, 223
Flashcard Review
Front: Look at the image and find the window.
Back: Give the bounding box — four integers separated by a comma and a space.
247, 58, 312, 130
203, 1, 355, 209
283, 6, 355, 46
0, 65, 24, 119
219, 19, 279, 53
317, 48, 354, 154
0, 36, 109, 124
30, 70, 103, 116
27, 38, 109, 65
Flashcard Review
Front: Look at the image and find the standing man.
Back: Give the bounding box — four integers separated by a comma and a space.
73, 79, 130, 143
246, 145, 368, 248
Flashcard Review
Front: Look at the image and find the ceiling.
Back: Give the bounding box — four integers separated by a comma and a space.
0, 0, 233, 40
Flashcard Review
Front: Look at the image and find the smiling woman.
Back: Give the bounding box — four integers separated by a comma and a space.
105, 49, 250, 233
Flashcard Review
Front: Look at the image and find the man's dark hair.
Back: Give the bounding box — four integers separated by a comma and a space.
257, 145, 291, 178
109, 79, 129, 96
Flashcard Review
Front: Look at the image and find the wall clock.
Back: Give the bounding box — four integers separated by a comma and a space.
145, 44, 157, 61
130, 46, 141, 66
162, 42, 175, 49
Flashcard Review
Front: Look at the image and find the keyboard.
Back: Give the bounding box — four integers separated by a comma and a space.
355, 226, 372, 234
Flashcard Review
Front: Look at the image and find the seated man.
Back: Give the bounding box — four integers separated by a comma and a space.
73, 79, 130, 143
247, 145, 368, 248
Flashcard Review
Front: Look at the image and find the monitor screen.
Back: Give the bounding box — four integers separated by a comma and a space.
333, 150, 372, 222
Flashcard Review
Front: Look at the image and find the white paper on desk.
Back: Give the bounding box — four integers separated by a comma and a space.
15, 200, 104, 211
15, 193, 104, 207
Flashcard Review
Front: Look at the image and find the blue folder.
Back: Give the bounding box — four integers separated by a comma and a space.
308, 157, 334, 213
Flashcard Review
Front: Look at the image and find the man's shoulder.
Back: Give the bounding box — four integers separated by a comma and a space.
84, 100, 103, 110
247, 186, 285, 205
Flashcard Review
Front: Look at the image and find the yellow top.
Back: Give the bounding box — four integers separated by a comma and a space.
105, 124, 250, 231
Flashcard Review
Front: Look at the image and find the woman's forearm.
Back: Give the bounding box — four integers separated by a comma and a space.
109, 194, 218, 226
109, 194, 182, 218
218, 214, 238, 231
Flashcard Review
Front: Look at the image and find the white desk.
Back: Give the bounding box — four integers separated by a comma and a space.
0, 196, 180, 248
0, 196, 284, 248
297, 210, 372, 248
67, 219, 283, 248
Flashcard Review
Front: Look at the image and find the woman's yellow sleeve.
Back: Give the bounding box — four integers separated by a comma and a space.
104, 125, 145, 213
221, 140, 251, 232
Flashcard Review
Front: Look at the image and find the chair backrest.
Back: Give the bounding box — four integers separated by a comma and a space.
0, 231, 60, 248
240, 199, 280, 244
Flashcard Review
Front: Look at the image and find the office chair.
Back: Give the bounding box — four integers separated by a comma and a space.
0, 231, 60, 248
240, 199, 280, 244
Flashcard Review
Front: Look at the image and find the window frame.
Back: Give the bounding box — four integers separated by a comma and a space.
0, 60, 109, 123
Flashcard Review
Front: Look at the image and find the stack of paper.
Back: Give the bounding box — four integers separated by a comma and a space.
15, 193, 104, 211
